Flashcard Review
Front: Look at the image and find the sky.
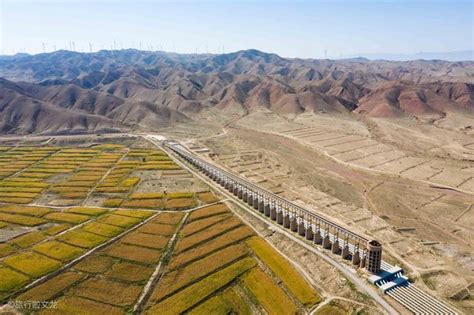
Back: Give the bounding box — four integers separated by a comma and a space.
0, 0, 473, 58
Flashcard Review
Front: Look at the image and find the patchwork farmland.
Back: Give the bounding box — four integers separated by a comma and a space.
0, 142, 327, 314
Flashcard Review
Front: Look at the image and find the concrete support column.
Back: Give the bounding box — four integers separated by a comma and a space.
264, 204, 271, 217
331, 239, 340, 254
234, 187, 239, 196
277, 211, 284, 225
270, 207, 277, 220
258, 201, 264, 213
253, 198, 259, 210
359, 256, 366, 268
237, 189, 243, 199
305, 227, 314, 240
228, 183, 234, 192
313, 230, 322, 244
290, 219, 298, 232
247, 194, 253, 206
298, 222, 305, 236
352, 251, 360, 265
224, 182, 229, 190
242, 192, 248, 202
341, 246, 350, 259
283, 215, 291, 228
322, 235, 331, 249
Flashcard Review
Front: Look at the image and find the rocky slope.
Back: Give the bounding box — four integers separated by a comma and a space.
0, 49, 473, 134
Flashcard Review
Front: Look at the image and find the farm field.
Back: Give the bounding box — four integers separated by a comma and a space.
0, 141, 325, 314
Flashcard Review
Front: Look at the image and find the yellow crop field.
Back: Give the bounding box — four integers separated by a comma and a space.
0, 192, 38, 198
82, 222, 124, 237
0, 266, 30, 295
187, 203, 229, 222
137, 222, 177, 236
0, 205, 52, 217
197, 192, 220, 203
120, 177, 140, 187
165, 192, 194, 199
152, 212, 184, 225
151, 245, 248, 303
44, 212, 90, 224
4, 251, 61, 277
121, 232, 169, 250
129, 192, 164, 199
97, 214, 142, 227
57, 229, 108, 249
0, 243, 16, 258
241, 267, 298, 315
145, 258, 256, 315
101, 198, 123, 208
246, 237, 321, 306
104, 261, 154, 283
33, 240, 85, 262
163, 198, 197, 210
10, 231, 47, 248
48, 296, 123, 315
44, 223, 72, 236
0, 197, 34, 204
113, 209, 154, 219
188, 286, 252, 315
66, 207, 107, 216
176, 218, 242, 253
95, 186, 130, 193
73, 255, 115, 274
72, 277, 142, 307
103, 243, 161, 264
168, 226, 254, 270
0, 213, 47, 226
180, 213, 230, 237
121, 199, 161, 209
18, 271, 85, 302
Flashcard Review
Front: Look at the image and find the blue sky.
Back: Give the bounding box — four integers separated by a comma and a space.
0, 0, 472, 58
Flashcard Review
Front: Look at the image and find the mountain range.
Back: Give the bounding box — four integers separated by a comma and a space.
1, 49, 473, 134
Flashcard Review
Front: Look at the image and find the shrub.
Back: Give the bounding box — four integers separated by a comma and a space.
4, 251, 61, 277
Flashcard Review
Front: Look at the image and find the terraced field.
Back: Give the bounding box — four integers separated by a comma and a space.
0, 143, 321, 314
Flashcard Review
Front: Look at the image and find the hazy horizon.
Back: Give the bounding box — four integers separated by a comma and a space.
1, 0, 472, 59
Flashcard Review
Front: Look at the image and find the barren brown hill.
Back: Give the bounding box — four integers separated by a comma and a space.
0, 49, 473, 134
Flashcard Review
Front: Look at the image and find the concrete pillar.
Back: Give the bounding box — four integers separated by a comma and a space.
366, 240, 382, 274
283, 215, 291, 228
247, 194, 253, 206
264, 204, 271, 217
290, 219, 298, 232
252, 197, 259, 209
237, 189, 243, 199
322, 235, 331, 249
228, 183, 233, 192
331, 239, 340, 254
258, 201, 264, 213
220, 179, 226, 187
313, 230, 322, 244
277, 211, 284, 225
234, 187, 239, 196
270, 207, 277, 221
224, 182, 229, 190
341, 246, 350, 259
305, 227, 314, 240
298, 222, 305, 236
242, 192, 248, 202
360, 256, 366, 269
352, 251, 360, 265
